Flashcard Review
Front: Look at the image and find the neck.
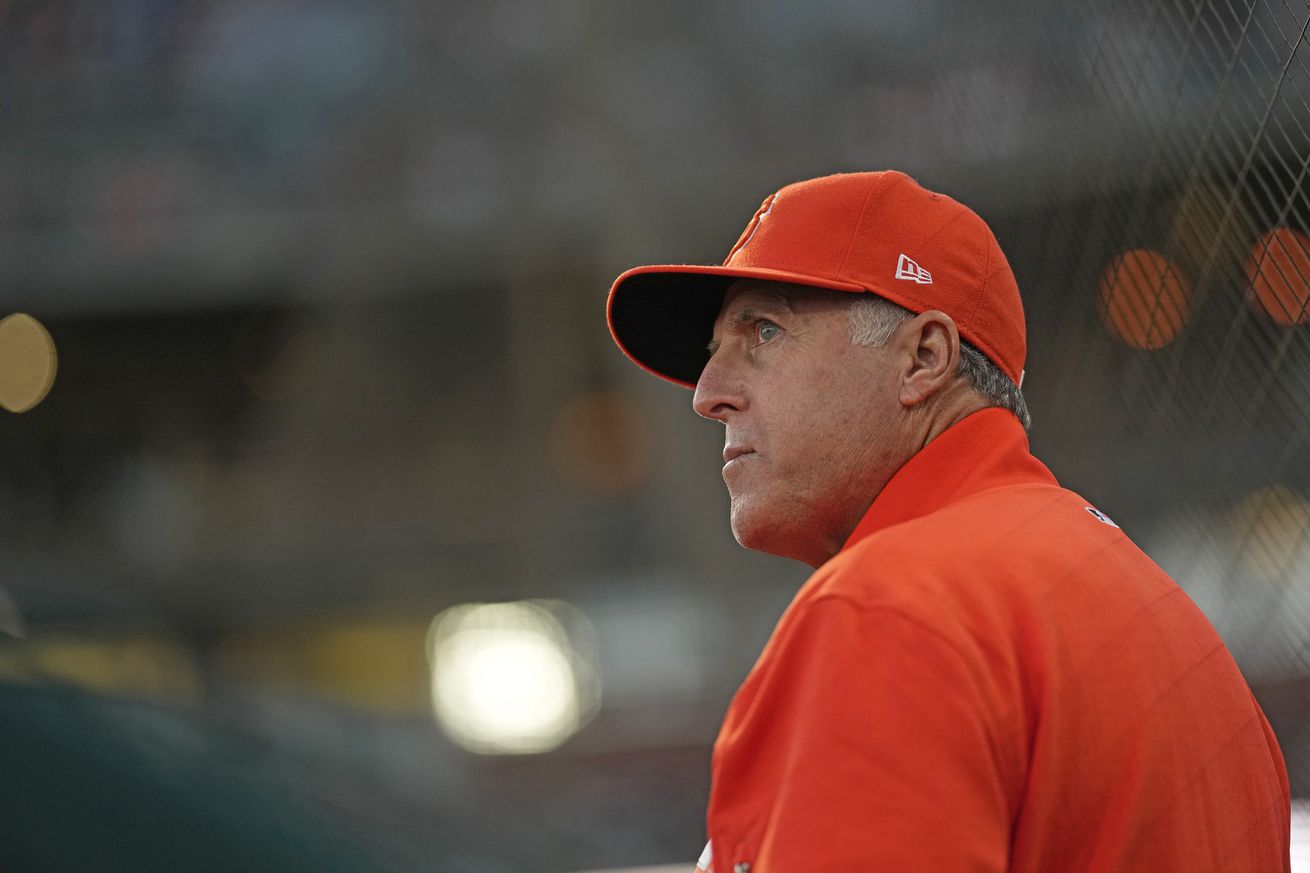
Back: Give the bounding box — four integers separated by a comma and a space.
801, 391, 991, 569
913, 388, 990, 455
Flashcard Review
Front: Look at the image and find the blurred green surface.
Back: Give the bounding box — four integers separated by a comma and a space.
0, 681, 393, 873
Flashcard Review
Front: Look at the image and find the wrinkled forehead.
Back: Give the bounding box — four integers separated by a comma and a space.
718, 279, 795, 318
716, 279, 851, 324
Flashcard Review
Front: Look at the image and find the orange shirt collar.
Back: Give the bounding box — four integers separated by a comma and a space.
842, 408, 1058, 552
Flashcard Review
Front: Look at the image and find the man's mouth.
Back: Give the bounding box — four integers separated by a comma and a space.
723, 445, 754, 463
723, 446, 755, 471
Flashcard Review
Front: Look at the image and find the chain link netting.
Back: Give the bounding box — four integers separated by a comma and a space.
1023, 0, 1310, 795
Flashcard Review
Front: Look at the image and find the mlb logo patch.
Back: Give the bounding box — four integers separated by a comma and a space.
1085, 506, 1120, 528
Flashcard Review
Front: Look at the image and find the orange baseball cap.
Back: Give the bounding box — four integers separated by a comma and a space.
606, 170, 1026, 388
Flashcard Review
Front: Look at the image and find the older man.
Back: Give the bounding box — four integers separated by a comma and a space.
606, 171, 1291, 872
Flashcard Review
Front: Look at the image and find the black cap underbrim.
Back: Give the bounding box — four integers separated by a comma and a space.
606, 264, 863, 389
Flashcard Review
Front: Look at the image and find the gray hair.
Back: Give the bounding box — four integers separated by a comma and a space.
848, 295, 1032, 430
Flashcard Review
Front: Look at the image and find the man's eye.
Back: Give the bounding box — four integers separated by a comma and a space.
756, 321, 781, 343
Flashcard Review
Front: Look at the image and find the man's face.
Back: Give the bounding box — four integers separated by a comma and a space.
693, 281, 913, 566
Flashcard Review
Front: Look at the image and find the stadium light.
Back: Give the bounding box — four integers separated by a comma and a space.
428, 600, 599, 755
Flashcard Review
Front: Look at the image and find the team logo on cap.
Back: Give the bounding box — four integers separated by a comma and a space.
895, 253, 932, 284
726, 194, 778, 263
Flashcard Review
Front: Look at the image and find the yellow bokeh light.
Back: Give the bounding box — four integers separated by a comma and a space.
1164, 179, 1247, 274
213, 618, 432, 715
0, 313, 57, 412
1228, 484, 1310, 581
20, 634, 201, 702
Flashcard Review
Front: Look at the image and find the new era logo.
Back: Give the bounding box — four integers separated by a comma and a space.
895, 253, 932, 284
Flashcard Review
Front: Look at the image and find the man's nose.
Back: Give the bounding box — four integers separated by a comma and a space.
692, 354, 746, 421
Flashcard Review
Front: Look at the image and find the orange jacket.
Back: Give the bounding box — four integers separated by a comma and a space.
701, 409, 1290, 872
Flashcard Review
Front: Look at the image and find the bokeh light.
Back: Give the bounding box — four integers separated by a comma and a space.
1228, 484, 1310, 582
1164, 179, 1247, 275
9, 635, 202, 702
1246, 228, 1310, 326
0, 313, 57, 412
214, 618, 432, 715
1098, 249, 1192, 350
549, 390, 655, 496
428, 600, 599, 755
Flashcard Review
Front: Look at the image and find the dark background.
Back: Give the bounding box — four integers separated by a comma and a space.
0, 1, 1307, 870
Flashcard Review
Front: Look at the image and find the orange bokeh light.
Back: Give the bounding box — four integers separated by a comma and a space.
548, 390, 655, 496
1098, 249, 1192, 350
1246, 228, 1310, 326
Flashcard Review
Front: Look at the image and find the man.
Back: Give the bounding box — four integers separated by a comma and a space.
605, 171, 1291, 871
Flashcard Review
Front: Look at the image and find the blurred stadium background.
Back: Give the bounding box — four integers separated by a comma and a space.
0, 0, 1308, 870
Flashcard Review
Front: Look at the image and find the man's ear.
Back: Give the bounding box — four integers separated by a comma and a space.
898, 310, 961, 408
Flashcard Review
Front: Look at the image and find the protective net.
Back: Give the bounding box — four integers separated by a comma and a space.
1023, 0, 1310, 796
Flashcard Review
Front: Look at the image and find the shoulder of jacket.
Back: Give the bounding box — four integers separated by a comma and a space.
815, 483, 1122, 606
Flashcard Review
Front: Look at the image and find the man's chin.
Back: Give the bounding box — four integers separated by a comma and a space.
729, 501, 790, 557
729, 496, 831, 565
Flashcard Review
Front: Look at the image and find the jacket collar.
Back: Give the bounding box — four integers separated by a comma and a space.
842, 408, 1058, 552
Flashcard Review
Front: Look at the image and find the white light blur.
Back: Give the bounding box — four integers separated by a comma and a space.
1293, 799, 1309, 873
428, 600, 598, 755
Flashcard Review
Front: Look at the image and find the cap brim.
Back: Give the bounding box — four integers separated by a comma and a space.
606, 264, 864, 388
